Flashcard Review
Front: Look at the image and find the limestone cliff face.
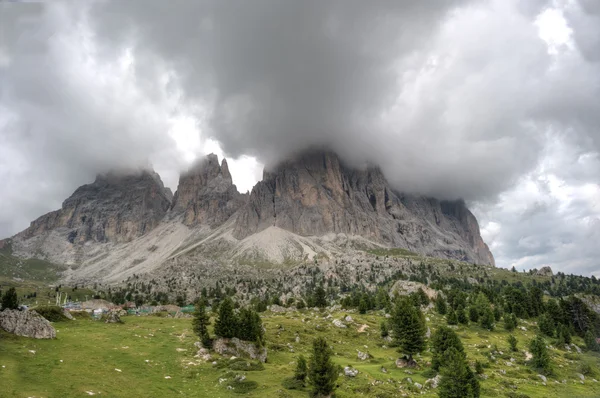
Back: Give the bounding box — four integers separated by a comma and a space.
171, 154, 245, 227
16, 170, 171, 244
233, 150, 495, 266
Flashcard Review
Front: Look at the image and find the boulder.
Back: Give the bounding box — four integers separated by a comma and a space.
63, 309, 74, 320
357, 350, 371, 361
105, 311, 123, 323
396, 357, 418, 368
425, 375, 441, 388
389, 280, 438, 300
344, 366, 358, 377
269, 304, 288, 313
536, 266, 553, 276
344, 315, 354, 323
538, 374, 547, 383
332, 319, 347, 328
0, 309, 56, 339
213, 337, 268, 363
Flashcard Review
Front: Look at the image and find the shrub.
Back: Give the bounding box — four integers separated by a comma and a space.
282, 377, 304, 390
529, 335, 551, 374
34, 306, 70, 322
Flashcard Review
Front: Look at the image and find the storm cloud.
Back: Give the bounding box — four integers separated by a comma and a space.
1, 0, 599, 274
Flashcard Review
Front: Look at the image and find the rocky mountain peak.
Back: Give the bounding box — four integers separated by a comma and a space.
234, 149, 494, 265
18, 168, 171, 244
171, 154, 244, 227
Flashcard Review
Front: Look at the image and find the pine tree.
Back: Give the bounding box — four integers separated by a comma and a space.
314, 286, 327, 308
1, 287, 18, 310
457, 308, 469, 325
507, 335, 518, 352
214, 297, 237, 338
380, 321, 389, 338
468, 306, 479, 323
294, 355, 308, 385
556, 324, 572, 345
479, 307, 495, 331
447, 309, 458, 325
438, 347, 480, 398
431, 326, 465, 371
529, 335, 551, 374
436, 296, 448, 315
358, 297, 368, 314
584, 331, 599, 352
504, 313, 517, 331
538, 313, 555, 337
392, 297, 426, 363
308, 337, 338, 397
192, 301, 211, 348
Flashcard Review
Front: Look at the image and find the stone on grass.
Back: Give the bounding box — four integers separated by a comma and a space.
105, 311, 122, 324
344, 366, 359, 377
538, 374, 547, 383
332, 319, 346, 328
425, 375, 441, 389
0, 309, 56, 339
357, 350, 371, 361
213, 337, 268, 363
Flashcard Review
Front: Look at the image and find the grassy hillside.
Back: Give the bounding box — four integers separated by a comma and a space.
1, 308, 599, 397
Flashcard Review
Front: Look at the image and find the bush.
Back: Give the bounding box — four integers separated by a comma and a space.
578, 361, 597, 377
70, 310, 91, 319
33, 306, 70, 322
282, 377, 304, 390
228, 379, 258, 394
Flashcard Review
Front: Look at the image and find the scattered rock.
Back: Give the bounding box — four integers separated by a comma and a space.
396, 357, 418, 368
525, 351, 533, 361
390, 280, 438, 300
381, 367, 388, 374
234, 374, 246, 382
414, 382, 423, 389
269, 305, 288, 313
62, 310, 74, 320
332, 319, 347, 328
357, 324, 369, 333
572, 344, 582, 354
577, 373, 585, 381
344, 315, 354, 323
344, 366, 359, 377
538, 374, 547, 383
213, 337, 268, 363
357, 350, 371, 361
425, 375, 441, 388
0, 309, 56, 339
104, 311, 122, 324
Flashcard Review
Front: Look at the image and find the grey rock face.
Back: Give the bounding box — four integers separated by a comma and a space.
104, 311, 122, 323
171, 154, 245, 227
234, 150, 494, 265
536, 266, 553, 276
0, 309, 56, 339
16, 169, 171, 244
212, 337, 268, 363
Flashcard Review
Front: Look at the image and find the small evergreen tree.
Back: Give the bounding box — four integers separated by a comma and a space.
556, 324, 572, 345
358, 297, 368, 314
192, 301, 211, 348
584, 331, 600, 352
447, 310, 458, 325
438, 347, 480, 398
237, 307, 264, 343
431, 326, 465, 371
314, 286, 327, 308
457, 308, 469, 325
529, 335, 551, 374
436, 296, 448, 315
214, 297, 237, 338
504, 313, 517, 331
392, 297, 426, 363
479, 307, 495, 331
468, 306, 479, 323
308, 337, 338, 397
507, 335, 518, 352
1, 287, 18, 310
538, 313, 555, 337
493, 306, 502, 322
380, 320, 389, 338
294, 355, 308, 385
474, 360, 484, 375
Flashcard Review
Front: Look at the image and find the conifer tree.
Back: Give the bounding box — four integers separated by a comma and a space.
192, 301, 211, 348
438, 347, 480, 398
447, 309, 458, 325
214, 297, 237, 338
431, 326, 465, 371
538, 313, 555, 337
380, 321, 389, 338
294, 355, 308, 385
504, 313, 517, 331
529, 335, 551, 374
468, 306, 479, 323
436, 296, 448, 315
508, 335, 518, 352
457, 307, 469, 325
479, 307, 495, 331
308, 337, 338, 397
392, 297, 426, 363
584, 331, 600, 352
358, 297, 368, 314
314, 286, 327, 308
1, 287, 18, 310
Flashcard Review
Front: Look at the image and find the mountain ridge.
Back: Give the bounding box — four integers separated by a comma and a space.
4, 149, 494, 284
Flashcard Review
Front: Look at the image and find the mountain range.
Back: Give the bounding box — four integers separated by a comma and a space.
3, 150, 494, 284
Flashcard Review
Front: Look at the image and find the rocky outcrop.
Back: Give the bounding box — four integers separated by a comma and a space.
104, 311, 122, 323
171, 154, 245, 227
16, 169, 171, 244
0, 309, 56, 339
390, 280, 438, 300
233, 150, 494, 265
212, 337, 268, 363
536, 266, 553, 276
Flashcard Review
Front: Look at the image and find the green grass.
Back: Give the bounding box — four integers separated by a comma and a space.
2, 309, 600, 397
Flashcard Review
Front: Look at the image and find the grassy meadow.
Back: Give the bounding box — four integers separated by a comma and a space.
1, 307, 600, 398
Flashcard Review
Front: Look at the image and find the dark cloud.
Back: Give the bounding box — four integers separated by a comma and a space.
1, 0, 600, 275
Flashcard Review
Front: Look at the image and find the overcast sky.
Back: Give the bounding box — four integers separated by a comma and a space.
1, 0, 599, 275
